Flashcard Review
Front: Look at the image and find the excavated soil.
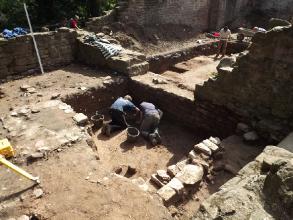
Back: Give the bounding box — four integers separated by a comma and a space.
0, 64, 263, 220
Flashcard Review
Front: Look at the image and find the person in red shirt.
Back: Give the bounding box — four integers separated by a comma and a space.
70, 15, 80, 29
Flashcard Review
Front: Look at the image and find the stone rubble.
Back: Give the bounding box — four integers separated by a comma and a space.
166, 177, 184, 194
73, 113, 88, 125
17, 215, 30, 220
154, 137, 222, 203
194, 143, 212, 156
157, 185, 177, 203
243, 131, 259, 143
202, 139, 219, 152
167, 164, 180, 177
175, 164, 204, 185
33, 188, 44, 198
157, 170, 171, 182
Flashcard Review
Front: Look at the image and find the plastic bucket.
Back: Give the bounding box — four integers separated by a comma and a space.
127, 127, 140, 142
91, 114, 104, 130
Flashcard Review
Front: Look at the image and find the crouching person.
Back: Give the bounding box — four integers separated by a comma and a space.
102, 95, 140, 136
139, 102, 163, 146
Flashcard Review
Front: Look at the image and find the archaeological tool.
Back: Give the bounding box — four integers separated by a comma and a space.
0, 138, 40, 184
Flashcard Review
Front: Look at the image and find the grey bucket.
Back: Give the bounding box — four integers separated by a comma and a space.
127, 127, 140, 142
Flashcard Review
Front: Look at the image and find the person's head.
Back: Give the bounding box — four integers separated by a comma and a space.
74, 15, 79, 21
253, 27, 258, 32
224, 26, 228, 31
124, 95, 133, 102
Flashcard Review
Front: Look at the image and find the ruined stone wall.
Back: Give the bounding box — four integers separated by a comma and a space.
260, 0, 293, 20
0, 28, 77, 79
86, 10, 117, 32
195, 25, 293, 141
118, 0, 249, 30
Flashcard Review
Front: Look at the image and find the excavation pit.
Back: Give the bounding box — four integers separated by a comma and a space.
61, 75, 264, 218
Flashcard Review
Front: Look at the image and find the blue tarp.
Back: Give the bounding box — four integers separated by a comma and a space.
2, 27, 28, 39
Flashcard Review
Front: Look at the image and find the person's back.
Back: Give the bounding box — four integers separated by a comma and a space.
140, 102, 159, 116
111, 97, 135, 113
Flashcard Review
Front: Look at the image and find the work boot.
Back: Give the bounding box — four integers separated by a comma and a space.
149, 133, 158, 146
155, 132, 162, 144
101, 123, 111, 136
105, 124, 111, 137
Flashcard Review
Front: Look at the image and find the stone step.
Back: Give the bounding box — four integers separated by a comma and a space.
127, 61, 149, 76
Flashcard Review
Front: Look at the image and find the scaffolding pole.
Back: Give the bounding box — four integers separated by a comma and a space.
24, 3, 44, 74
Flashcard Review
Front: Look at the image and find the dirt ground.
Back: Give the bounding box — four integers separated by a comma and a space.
106, 23, 208, 56
160, 56, 220, 91
0, 64, 263, 220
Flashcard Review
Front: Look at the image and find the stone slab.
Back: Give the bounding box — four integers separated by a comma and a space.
175, 164, 204, 185
194, 143, 212, 156
157, 185, 177, 203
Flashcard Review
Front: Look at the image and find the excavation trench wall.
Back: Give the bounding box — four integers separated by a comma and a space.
148, 41, 249, 73
62, 79, 128, 118
128, 79, 241, 138
62, 77, 241, 139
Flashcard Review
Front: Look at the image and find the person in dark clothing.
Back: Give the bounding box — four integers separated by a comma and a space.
102, 95, 140, 136
139, 102, 163, 146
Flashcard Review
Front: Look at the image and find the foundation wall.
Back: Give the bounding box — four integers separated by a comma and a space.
195, 25, 293, 141
0, 28, 77, 79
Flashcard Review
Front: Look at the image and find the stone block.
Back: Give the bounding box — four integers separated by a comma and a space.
175, 164, 204, 185
243, 131, 259, 143
167, 165, 180, 177
176, 158, 190, 170
73, 113, 88, 125
166, 178, 184, 193
157, 185, 177, 203
209, 137, 221, 145
203, 139, 219, 153
157, 170, 171, 182
151, 174, 164, 187
188, 150, 197, 160
194, 143, 212, 156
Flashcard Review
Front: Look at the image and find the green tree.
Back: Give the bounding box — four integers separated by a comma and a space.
0, 0, 117, 30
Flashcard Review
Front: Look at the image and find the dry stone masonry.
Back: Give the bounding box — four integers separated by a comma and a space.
152, 137, 223, 203
196, 24, 293, 142
0, 28, 77, 79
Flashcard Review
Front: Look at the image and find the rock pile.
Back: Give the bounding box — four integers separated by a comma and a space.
151, 137, 223, 203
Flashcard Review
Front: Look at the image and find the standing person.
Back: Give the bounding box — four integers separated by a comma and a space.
70, 15, 80, 29
102, 95, 140, 136
139, 102, 163, 146
215, 26, 231, 58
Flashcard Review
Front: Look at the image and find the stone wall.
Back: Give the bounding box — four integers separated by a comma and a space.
193, 145, 293, 220
260, 0, 293, 20
86, 10, 117, 32
195, 25, 293, 141
117, 0, 250, 30
0, 28, 77, 79
76, 35, 149, 76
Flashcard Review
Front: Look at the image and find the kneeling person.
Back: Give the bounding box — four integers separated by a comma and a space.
139, 102, 163, 145
102, 95, 139, 136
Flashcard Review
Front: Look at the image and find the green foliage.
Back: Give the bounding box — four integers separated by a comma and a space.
0, 0, 117, 30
